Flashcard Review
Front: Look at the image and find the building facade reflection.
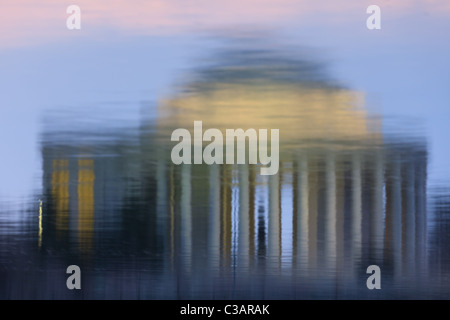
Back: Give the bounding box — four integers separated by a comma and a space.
39, 46, 428, 296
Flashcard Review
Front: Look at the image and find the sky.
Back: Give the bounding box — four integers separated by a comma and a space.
0, 0, 449, 203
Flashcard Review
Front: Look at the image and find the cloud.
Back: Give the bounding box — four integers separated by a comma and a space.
0, 0, 449, 48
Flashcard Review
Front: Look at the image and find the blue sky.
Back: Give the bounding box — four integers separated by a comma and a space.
1, 2, 449, 202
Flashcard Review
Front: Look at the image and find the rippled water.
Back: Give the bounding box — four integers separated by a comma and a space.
1, 45, 449, 299
1, 131, 445, 299
1, 5, 450, 298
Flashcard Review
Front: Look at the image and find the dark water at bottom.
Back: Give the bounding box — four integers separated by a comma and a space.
1, 137, 450, 299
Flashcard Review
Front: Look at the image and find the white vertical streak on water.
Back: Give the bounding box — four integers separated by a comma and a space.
281, 163, 293, 270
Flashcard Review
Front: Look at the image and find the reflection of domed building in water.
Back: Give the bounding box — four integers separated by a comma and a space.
41, 46, 428, 297
148, 47, 427, 278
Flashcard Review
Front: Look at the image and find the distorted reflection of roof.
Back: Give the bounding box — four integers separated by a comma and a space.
158, 44, 378, 148
185, 47, 341, 93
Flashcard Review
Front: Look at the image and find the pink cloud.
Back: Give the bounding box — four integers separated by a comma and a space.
0, 0, 448, 48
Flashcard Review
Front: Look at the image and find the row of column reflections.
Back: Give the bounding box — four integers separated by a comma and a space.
155, 149, 427, 279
